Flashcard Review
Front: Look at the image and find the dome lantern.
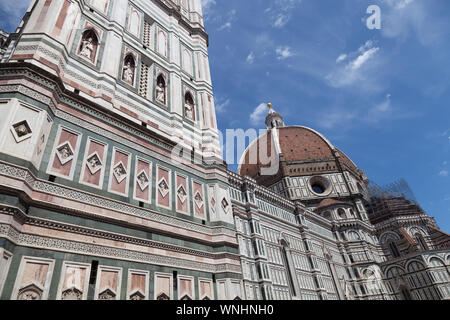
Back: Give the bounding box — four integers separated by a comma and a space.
265, 102, 285, 129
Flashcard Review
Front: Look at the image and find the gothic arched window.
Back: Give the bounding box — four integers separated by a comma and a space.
184, 91, 195, 120
128, 8, 140, 36
122, 54, 136, 85
280, 239, 297, 297
388, 241, 400, 258
429, 257, 445, 268
400, 286, 412, 300
414, 233, 428, 251
78, 29, 99, 63
156, 74, 166, 104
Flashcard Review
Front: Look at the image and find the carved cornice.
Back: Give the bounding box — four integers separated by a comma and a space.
0, 161, 237, 241
0, 223, 241, 274
0, 204, 240, 261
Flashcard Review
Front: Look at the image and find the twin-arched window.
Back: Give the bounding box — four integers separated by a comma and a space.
388, 241, 400, 258
415, 233, 428, 251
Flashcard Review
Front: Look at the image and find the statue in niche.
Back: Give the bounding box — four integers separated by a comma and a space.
80, 37, 94, 60
122, 55, 135, 84
155, 75, 166, 104
184, 92, 195, 120
79, 30, 98, 62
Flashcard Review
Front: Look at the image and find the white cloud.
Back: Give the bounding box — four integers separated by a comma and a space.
273, 14, 289, 28
381, 0, 448, 46
246, 52, 255, 64
317, 93, 398, 130
215, 98, 230, 113
218, 22, 232, 31
336, 54, 347, 63
276, 46, 295, 60
317, 112, 357, 130
250, 103, 268, 125
267, 0, 303, 29
366, 93, 392, 122
201, 0, 216, 16
351, 47, 380, 70
326, 41, 380, 88
439, 170, 449, 177
384, 0, 415, 9
217, 9, 236, 31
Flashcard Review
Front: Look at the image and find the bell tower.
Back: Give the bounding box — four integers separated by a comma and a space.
0, 0, 241, 301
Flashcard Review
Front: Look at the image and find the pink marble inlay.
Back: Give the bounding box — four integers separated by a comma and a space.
176, 175, 188, 213
82, 140, 105, 186
110, 150, 129, 194
157, 168, 170, 208
135, 159, 151, 201
193, 181, 205, 219
51, 129, 78, 177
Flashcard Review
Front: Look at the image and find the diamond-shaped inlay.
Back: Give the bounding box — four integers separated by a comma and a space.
194, 191, 204, 209
177, 185, 187, 204
158, 178, 170, 198
56, 142, 74, 165
221, 198, 230, 213
137, 170, 149, 191
86, 153, 102, 175
11, 120, 32, 143
113, 161, 127, 183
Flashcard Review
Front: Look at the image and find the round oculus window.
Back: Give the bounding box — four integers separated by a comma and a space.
312, 184, 325, 194
308, 176, 332, 196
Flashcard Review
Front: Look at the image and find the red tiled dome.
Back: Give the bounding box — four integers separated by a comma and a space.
238, 126, 360, 178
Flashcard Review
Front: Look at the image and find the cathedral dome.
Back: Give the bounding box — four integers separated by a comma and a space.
238, 104, 363, 186
238, 126, 359, 176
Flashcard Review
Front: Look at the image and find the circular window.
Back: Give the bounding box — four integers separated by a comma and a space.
308, 176, 332, 196
312, 184, 325, 194
322, 211, 332, 220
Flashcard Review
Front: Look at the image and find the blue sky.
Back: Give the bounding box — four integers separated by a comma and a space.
202, 0, 450, 231
1, 0, 449, 232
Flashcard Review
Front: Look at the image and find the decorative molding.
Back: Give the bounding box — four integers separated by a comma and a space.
0, 223, 241, 274
0, 162, 236, 238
